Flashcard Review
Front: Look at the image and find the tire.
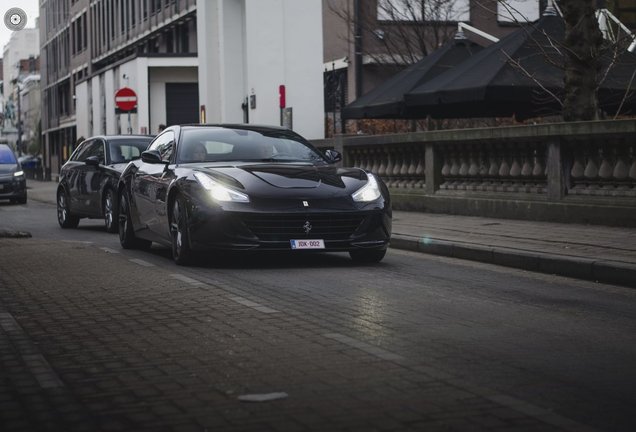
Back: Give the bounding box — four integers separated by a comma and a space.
170, 195, 194, 266
17, 194, 27, 204
57, 189, 80, 228
349, 248, 387, 263
118, 189, 151, 250
103, 189, 118, 233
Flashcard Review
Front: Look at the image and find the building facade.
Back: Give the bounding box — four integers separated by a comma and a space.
1, 27, 40, 153
39, 0, 324, 180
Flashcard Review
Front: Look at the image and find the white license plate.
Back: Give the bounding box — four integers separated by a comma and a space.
290, 239, 325, 250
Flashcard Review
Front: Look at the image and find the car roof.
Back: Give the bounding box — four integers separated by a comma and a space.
87, 134, 153, 140
178, 124, 292, 133
81, 135, 154, 143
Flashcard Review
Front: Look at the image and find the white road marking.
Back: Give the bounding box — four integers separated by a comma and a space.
323, 333, 404, 361
238, 392, 288, 402
129, 258, 155, 267
99, 247, 120, 254
171, 273, 205, 286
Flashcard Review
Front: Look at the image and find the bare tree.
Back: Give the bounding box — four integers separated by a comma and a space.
327, 0, 466, 66
560, 0, 604, 121
329, 0, 633, 127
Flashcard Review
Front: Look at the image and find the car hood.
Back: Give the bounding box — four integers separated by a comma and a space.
193, 163, 369, 195
109, 162, 131, 172
0, 163, 18, 176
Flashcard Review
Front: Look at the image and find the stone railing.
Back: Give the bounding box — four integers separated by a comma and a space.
312, 119, 636, 226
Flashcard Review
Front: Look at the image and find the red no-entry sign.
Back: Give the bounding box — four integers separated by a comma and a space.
115, 87, 137, 111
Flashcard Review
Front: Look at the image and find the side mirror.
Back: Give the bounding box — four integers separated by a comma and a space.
85, 156, 100, 166
324, 149, 342, 163
141, 150, 165, 164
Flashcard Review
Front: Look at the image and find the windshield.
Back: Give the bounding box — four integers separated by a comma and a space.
0, 146, 17, 164
109, 138, 152, 163
178, 128, 327, 164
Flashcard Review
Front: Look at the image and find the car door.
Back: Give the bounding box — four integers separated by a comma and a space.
71, 139, 104, 215
63, 141, 90, 213
132, 130, 175, 239
85, 139, 107, 216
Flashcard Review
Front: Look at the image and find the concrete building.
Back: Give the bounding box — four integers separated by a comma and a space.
40, 0, 324, 180
1, 27, 40, 153
19, 74, 42, 155
2, 27, 40, 106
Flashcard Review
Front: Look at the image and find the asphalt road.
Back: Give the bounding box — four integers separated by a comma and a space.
2, 199, 636, 431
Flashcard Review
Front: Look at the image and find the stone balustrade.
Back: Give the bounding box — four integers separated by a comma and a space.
312, 119, 636, 226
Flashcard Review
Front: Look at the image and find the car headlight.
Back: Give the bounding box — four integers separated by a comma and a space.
352, 173, 381, 202
14, 170, 24, 178
194, 172, 249, 203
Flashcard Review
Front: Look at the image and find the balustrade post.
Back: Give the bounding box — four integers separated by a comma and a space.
546, 137, 565, 200
333, 135, 345, 166
425, 143, 441, 194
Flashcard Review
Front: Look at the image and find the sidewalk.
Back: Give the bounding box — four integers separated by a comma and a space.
25, 179, 636, 288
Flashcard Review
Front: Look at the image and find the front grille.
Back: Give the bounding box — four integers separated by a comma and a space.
0, 180, 14, 193
241, 213, 365, 241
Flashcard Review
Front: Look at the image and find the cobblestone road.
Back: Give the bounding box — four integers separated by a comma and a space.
1, 237, 604, 432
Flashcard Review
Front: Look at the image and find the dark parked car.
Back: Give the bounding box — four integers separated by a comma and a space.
57, 135, 153, 232
117, 124, 392, 265
0, 144, 27, 204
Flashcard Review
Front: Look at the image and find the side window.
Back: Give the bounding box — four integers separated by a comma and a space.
74, 140, 94, 162
149, 131, 175, 162
84, 140, 105, 164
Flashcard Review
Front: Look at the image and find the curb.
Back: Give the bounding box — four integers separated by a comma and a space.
390, 234, 636, 288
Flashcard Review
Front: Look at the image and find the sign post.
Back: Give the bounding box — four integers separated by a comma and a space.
115, 87, 138, 134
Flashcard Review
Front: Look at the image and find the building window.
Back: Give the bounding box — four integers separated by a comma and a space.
377, 0, 470, 22
497, 0, 540, 23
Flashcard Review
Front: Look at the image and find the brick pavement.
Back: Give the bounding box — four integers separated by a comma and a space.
0, 238, 596, 432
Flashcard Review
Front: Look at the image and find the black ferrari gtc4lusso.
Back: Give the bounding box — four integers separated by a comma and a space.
117, 124, 391, 265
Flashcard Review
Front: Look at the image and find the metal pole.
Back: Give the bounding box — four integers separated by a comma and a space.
16, 83, 22, 155
127, 111, 132, 134
332, 62, 337, 136
354, 0, 363, 98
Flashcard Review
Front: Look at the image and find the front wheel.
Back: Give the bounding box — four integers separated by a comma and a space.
170, 195, 194, 266
349, 248, 387, 264
57, 189, 80, 228
104, 189, 118, 233
118, 190, 151, 250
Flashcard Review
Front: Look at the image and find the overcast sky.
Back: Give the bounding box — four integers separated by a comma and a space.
1, 2, 40, 55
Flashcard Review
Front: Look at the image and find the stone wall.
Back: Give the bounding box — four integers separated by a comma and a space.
313, 119, 636, 227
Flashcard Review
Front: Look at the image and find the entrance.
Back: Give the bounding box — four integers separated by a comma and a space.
166, 83, 199, 125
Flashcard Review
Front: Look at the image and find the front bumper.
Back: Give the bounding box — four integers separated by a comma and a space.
187, 206, 392, 252
0, 176, 27, 200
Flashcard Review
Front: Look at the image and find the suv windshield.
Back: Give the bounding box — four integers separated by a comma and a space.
0, 145, 17, 164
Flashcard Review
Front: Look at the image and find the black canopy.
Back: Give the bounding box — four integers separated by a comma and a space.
341, 36, 483, 119
404, 12, 636, 120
